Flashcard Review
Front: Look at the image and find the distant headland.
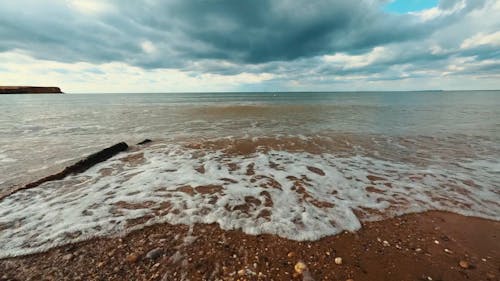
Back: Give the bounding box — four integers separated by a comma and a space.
0, 86, 63, 94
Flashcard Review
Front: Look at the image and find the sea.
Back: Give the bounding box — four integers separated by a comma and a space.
0, 91, 499, 257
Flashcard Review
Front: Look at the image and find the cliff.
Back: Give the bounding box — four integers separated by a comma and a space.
0, 86, 63, 94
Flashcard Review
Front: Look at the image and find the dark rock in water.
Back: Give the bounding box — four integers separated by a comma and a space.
146, 248, 163, 260
0, 142, 128, 201
62, 142, 128, 175
137, 139, 152, 145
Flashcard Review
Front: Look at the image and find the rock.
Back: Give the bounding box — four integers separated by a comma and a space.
459, 260, 469, 269
238, 269, 245, 276
294, 261, 307, 274
382, 240, 390, 247
146, 248, 163, 260
334, 257, 343, 265
444, 248, 453, 254
137, 139, 152, 145
62, 253, 73, 261
126, 253, 139, 263
287, 252, 295, 258
433, 240, 440, 245
1, 142, 129, 200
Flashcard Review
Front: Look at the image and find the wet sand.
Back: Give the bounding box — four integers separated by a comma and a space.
1, 211, 498, 281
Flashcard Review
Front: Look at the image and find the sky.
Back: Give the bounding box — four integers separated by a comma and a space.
0, 0, 499, 93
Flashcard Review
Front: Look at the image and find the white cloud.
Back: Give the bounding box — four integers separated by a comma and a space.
0, 51, 274, 93
461, 31, 500, 49
322, 47, 387, 69
67, 0, 112, 15
410, 0, 466, 21
140, 41, 157, 54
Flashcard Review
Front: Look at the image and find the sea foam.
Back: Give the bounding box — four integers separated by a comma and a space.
0, 142, 499, 258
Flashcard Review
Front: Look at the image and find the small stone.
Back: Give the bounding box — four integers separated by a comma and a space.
238, 269, 245, 276
97, 262, 105, 268
294, 261, 307, 274
427, 277, 433, 281
62, 254, 73, 261
146, 248, 163, 260
126, 253, 139, 263
287, 252, 295, 258
326, 251, 331, 256
459, 260, 469, 269
334, 257, 343, 265
382, 240, 390, 247
434, 240, 440, 245
444, 248, 453, 254
481, 258, 487, 262
415, 248, 422, 252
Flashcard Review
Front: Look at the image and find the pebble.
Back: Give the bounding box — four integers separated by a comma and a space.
146, 248, 163, 260
459, 260, 470, 269
294, 261, 307, 274
382, 240, 390, 247
126, 253, 139, 263
62, 254, 73, 261
287, 252, 295, 258
433, 240, 440, 245
238, 269, 245, 276
334, 257, 343, 265
444, 248, 453, 254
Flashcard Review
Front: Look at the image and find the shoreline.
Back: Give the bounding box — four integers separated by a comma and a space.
1, 211, 498, 281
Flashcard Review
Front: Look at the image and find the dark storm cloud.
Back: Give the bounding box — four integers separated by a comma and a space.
0, 0, 498, 80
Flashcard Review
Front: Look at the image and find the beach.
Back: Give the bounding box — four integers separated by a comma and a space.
1, 211, 498, 280
0, 91, 499, 280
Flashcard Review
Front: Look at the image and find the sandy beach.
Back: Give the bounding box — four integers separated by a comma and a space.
2, 0, 500, 279
1, 211, 498, 281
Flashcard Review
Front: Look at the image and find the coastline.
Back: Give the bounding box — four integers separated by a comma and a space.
1, 211, 498, 281
0, 86, 63, 94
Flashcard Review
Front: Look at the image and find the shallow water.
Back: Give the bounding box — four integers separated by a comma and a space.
0, 91, 499, 257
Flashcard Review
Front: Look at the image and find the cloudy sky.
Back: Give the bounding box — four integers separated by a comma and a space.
1, 0, 499, 93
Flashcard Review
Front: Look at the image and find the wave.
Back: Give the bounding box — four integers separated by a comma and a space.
0, 137, 498, 258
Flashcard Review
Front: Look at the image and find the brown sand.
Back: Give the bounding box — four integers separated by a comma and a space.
0, 211, 498, 281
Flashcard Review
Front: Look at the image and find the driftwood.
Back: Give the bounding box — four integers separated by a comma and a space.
0, 142, 129, 201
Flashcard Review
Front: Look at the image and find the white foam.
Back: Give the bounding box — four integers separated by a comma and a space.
0, 143, 499, 258
0, 153, 16, 164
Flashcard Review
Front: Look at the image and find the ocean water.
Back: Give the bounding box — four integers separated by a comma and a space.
0, 91, 499, 257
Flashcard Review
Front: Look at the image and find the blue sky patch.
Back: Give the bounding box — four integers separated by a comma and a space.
384, 0, 438, 13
